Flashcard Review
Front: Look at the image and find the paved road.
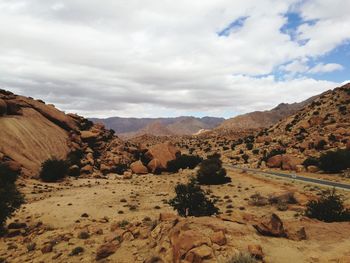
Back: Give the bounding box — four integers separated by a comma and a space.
224, 165, 350, 191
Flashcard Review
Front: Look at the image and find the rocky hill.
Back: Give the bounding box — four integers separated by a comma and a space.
226, 83, 350, 170
90, 116, 224, 138
0, 89, 137, 177
217, 97, 317, 131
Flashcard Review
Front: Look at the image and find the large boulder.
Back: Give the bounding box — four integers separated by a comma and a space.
266, 155, 282, 168
80, 131, 99, 141
147, 158, 162, 173
281, 154, 303, 171
145, 142, 180, 169
130, 160, 148, 174
346, 140, 350, 150
0, 99, 7, 116
253, 213, 287, 237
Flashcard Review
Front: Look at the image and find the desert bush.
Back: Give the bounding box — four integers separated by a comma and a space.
305, 189, 350, 222
196, 155, 231, 185
315, 139, 327, 150
246, 143, 253, 150
242, 154, 249, 163
302, 157, 319, 167
0, 164, 23, 235
252, 149, 259, 155
39, 158, 68, 182
168, 178, 219, 217
226, 252, 257, 263
319, 149, 350, 173
111, 163, 128, 175
167, 154, 202, 173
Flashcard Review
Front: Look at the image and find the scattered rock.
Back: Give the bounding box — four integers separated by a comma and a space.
253, 213, 287, 237
210, 231, 226, 246
96, 242, 119, 260
248, 244, 264, 260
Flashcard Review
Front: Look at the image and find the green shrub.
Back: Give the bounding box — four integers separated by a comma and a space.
168, 178, 219, 217
0, 164, 23, 235
246, 143, 253, 150
242, 154, 249, 163
303, 157, 319, 167
196, 155, 231, 185
167, 154, 202, 173
319, 149, 350, 173
305, 189, 350, 222
39, 158, 68, 182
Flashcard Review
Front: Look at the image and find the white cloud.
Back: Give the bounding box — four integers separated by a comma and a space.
0, 0, 348, 118
308, 63, 344, 74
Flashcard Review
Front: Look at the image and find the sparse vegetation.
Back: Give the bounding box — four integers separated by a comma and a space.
168, 178, 219, 217
39, 158, 68, 182
318, 149, 350, 173
167, 154, 202, 173
0, 164, 23, 235
305, 189, 350, 222
196, 154, 231, 185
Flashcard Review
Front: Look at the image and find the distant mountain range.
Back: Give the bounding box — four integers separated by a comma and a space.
89, 116, 225, 138
91, 95, 320, 138
216, 96, 318, 131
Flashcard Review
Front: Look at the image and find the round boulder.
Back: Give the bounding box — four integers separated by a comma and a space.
130, 160, 148, 174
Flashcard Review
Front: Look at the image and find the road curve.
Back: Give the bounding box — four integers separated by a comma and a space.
224, 165, 350, 191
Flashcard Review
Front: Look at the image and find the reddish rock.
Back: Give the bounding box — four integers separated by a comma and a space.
96, 242, 119, 260
346, 140, 350, 150
185, 245, 213, 263
307, 165, 319, 173
248, 244, 264, 260
80, 131, 99, 141
253, 213, 286, 237
281, 154, 303, 171
266, 155, 282, 168
210, 231, 226, 246
41, 244, 54, 254
130, 160, 148, 174
147, 158, 162, 173
145, 142, 180, 169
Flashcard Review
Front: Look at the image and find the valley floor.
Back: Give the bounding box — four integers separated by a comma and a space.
1, 169, 350, 263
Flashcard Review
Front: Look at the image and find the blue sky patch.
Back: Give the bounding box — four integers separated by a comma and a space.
217, 16, 248, 37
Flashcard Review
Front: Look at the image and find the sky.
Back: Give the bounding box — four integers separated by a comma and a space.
0, 0, 349, 118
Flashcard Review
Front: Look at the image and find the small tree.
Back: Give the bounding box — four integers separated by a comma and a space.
39, 158, 68, 182
319, 149, 350, 173
167, 154, 202, 173
196, 154, 231, 185
305, 189, 350, 222
168, 178, 219, 217
0, 164, 23, 235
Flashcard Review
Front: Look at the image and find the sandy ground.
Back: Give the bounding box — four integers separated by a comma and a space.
1, 169, 350, 263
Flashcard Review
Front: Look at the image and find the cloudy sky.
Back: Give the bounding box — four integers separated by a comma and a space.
0, 0, 349, 118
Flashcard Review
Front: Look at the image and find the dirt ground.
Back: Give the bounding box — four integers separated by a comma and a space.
1, 168, 350, 263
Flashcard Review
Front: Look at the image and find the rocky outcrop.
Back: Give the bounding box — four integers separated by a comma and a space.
145, 142, 180, 170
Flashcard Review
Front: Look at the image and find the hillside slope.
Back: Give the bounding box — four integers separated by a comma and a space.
227, 83, 350, 169
217, 97, 316, 131
0, 90, 135, 177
